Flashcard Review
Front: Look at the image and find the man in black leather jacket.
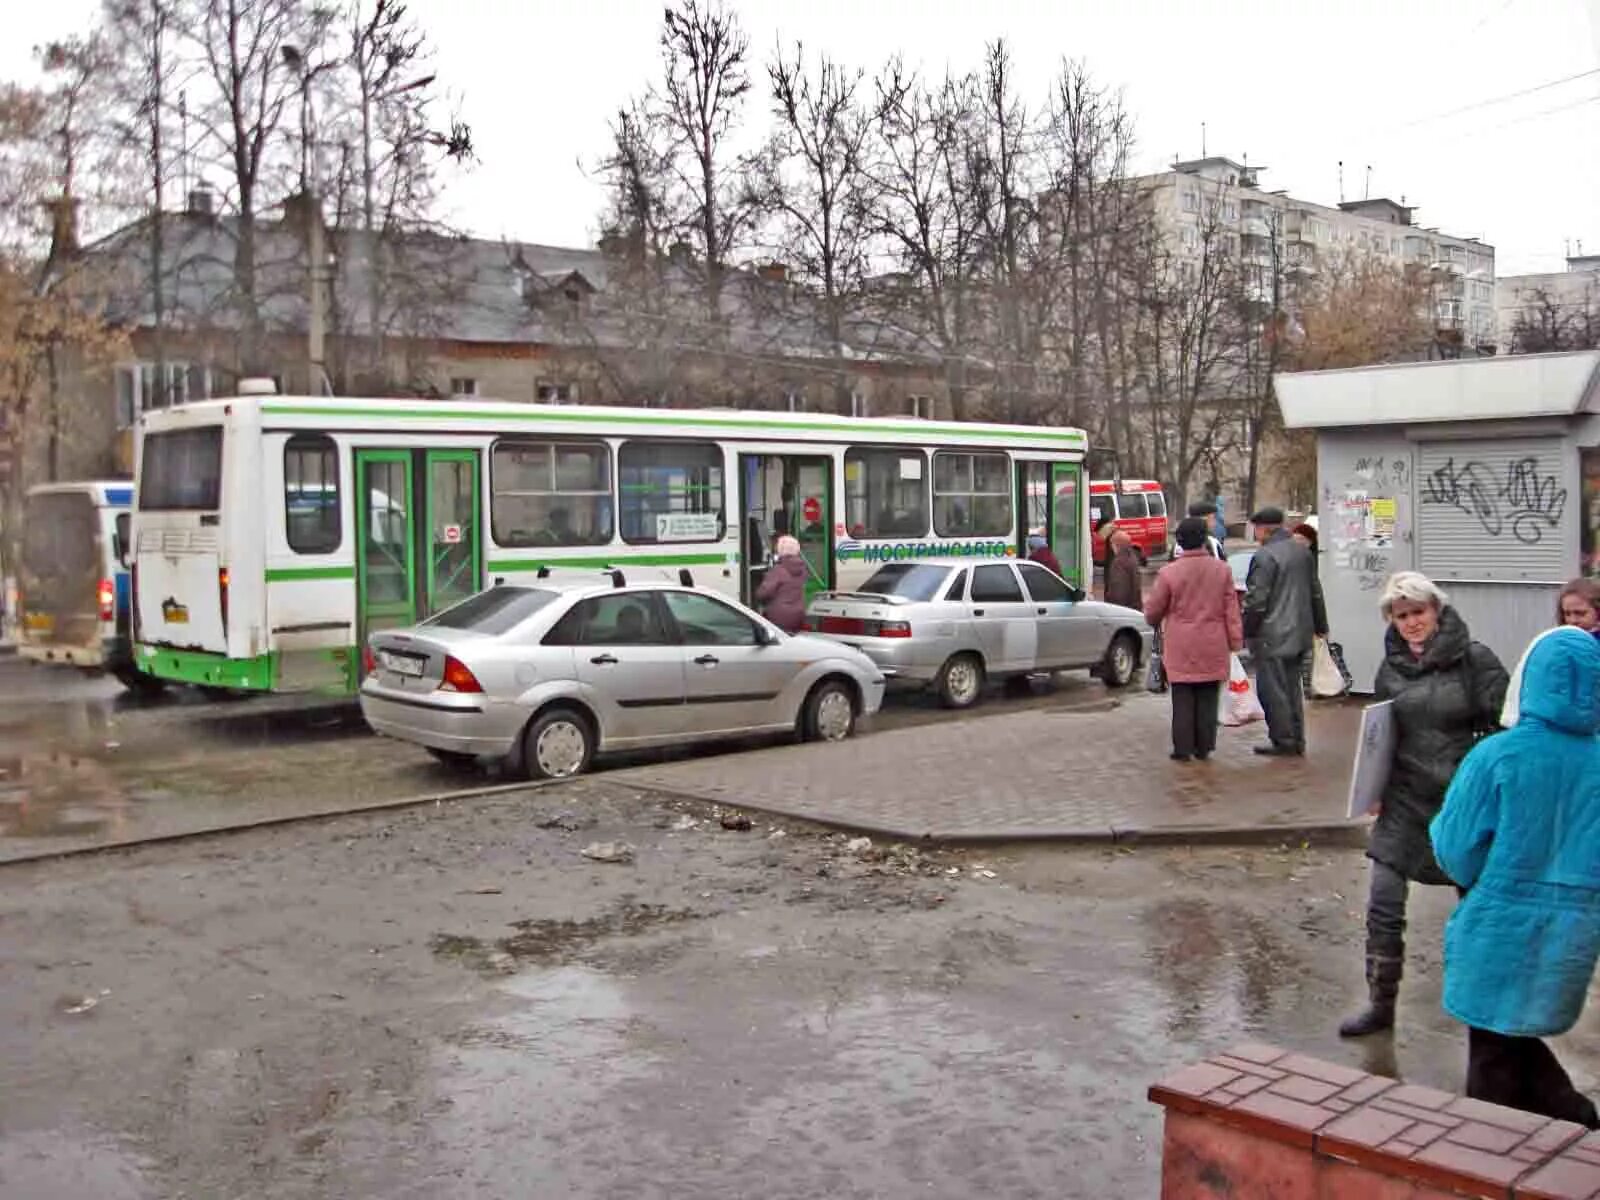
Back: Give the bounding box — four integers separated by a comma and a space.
1242, 506, 1328, 756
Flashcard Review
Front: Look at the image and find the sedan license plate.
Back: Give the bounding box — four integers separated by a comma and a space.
379, 650, 424, 678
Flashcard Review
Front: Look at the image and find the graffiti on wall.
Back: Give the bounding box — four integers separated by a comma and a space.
1420, 455, 1567, 545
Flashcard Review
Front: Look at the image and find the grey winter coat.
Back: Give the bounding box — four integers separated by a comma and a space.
1371, 606, 1508, 884
1242, 528, 1327, 660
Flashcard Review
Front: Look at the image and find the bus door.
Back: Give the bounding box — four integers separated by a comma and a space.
738, 453, 834, 606
355, 448, 483, 651
1051, 464, 1086, 590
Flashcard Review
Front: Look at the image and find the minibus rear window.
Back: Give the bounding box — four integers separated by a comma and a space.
141, 427, 223, 511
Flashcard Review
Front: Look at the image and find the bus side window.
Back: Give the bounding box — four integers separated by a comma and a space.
285, 434, 341, 554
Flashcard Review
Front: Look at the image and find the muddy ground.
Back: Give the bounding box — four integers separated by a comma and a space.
5, 778, 1594, 1199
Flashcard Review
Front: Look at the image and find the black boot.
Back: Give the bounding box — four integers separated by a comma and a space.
1339, 956, 1401, 1038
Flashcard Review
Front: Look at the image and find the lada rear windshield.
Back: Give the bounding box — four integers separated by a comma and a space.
857, 564, 953, 602
424, 586, 560, 635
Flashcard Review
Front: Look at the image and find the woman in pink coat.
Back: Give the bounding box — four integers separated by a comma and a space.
1144, 517, 1244, 761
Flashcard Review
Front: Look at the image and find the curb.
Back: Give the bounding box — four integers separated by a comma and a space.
624, 783, 1370, 849
0, 777, 565, 868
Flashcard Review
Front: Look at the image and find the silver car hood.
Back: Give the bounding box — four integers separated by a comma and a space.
1075, 600, 1150, 627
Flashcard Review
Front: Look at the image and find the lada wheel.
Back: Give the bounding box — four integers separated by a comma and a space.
1101, 633, 1138, 689
936, 653, 985, 709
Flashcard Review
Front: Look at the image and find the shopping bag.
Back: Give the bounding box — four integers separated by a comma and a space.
1146, 633, 1168, 693
1310, 636, 1347, 698
1327, 641, 1354, 693
1222, 653, 1265, 726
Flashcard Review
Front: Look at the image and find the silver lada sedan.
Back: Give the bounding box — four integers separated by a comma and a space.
803, 558, 1153, 708
359, 576, 886, 779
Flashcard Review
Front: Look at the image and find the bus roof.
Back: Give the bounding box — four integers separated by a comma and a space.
141, 395, 1088, 452
26, 479, 134, 507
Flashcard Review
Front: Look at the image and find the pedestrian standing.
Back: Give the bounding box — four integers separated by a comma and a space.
1339, 571, 1508, 1038
1104, 528, 1143, 610
1242, 506, 1328, 756
755, 535, 808, 634
1027, 528, 1063, 577
1144, 518, 1243, 761
1557, 577, 1600, 635
1431, 626, 1600, 1127
1186, 503, 1226, 559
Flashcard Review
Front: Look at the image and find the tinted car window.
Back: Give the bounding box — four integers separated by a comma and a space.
970, 564, 1023, 603
545, 593, 672, 646
426, 587, 560, 635
1119, 492, 1150, 519
857, 563, 953, 602
1148, 492, 1168, 517
1090, 496, 1114, 528
943, 569, 969, 602
662, 591, 759, 646
1018, 562, 1072, 603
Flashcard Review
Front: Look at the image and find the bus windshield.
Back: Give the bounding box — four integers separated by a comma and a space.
141, 427, 223, 510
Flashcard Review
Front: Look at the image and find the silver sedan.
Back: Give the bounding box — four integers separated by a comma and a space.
359, 578, 886, 778
804, 558, 1153, 708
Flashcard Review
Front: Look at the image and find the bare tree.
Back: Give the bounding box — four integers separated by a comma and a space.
766, 42, 875, 412
869, 61, 986, 419
1508, 282, 1600, 354
652, 0, 763, 326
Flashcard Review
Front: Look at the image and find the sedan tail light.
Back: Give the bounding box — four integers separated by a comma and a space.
440, 656, 483, 694
361, 644, 376, 676
818, 615, 911, 638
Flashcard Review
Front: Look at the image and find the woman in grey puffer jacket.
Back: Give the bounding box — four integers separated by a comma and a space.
1339, 571, 1508, 1039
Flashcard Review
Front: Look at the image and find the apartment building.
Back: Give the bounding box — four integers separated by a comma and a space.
1496, 254, 1600, 351
1141, 156, 1497, 351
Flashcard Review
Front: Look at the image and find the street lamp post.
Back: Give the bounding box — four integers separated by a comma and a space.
282, 44, 328, 396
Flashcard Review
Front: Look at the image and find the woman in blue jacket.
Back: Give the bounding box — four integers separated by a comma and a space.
1431, 626, 1600, 1127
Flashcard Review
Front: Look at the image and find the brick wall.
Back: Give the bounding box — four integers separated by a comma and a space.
1150, 1044, 1600, 1198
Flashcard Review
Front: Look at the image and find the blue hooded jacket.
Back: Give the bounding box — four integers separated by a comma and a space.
1431, 626, 1600, 1037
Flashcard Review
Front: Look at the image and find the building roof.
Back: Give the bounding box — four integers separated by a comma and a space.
1275, 350, 1600, 429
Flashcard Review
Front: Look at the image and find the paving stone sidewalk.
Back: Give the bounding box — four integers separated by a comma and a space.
617, 691, 1369, 843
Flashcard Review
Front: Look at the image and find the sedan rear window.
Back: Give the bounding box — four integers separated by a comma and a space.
423, 587, 559, 635
857, 563, 954, 602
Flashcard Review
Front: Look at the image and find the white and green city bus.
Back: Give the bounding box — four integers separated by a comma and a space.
130, 388, 1090, 693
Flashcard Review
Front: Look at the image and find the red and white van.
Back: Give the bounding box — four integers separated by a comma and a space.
1089, 479, 1170, 563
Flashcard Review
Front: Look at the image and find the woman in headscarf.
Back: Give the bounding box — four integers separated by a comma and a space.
1143, 517, 1242, 762
755, 535, 808, 634
1339, 571, 1509, 1038
1431, 626, 1600, 1127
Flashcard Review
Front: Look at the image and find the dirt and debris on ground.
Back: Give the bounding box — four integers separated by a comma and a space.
4, 777, 1593, 1199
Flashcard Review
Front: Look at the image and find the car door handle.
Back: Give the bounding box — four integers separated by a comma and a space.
972, 609, 985, 617
1037, 607, 1047, 615
694, 654, 719, 666
590, 653, 618, 665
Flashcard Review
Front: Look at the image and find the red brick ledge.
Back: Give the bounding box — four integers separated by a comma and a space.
1149, 1044, 1600, 1199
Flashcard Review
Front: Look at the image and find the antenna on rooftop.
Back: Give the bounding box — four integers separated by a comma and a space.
1364, 165, 1372, 201
1201, 121, 1207, 158
1338, 161, 1344, 204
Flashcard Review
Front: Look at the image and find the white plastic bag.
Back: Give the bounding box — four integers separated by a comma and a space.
1222, 653, 1265, 726
1310, 636, 1346, 699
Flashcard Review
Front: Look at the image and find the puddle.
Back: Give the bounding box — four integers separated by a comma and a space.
0, 751, 140, 839
430, 901, 702, 973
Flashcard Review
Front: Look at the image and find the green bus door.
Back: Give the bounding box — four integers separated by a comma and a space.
356, 448, 483, 654
1051, 463, 1085, 590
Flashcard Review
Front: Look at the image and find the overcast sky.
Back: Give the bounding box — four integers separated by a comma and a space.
5, 0, 1598, 275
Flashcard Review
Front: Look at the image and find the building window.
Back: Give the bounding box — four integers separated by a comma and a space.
845, 448, 928, 539
284, 434, 341, 554
449, 377, 478, 397
490, 438, 612, 547
116, 361, 209, 427
850, 391, 867, 418
933, 451, 1011, 537
1180, 190, 1199, 214
784, 390, 804, 412
618, 440, 725, 544
907, 394, 931, 420
535, 381, 575, 404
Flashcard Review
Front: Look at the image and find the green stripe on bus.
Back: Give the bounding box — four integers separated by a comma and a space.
266, 565, 357, 582
261, 403, 1087, 446
488, 552, 726, 573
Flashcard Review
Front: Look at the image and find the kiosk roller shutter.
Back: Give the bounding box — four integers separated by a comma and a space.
1416, 437, 1570, 582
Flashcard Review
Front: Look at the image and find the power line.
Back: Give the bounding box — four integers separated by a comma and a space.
1487, 91, 1600, 132
1390, 67, 1600, 131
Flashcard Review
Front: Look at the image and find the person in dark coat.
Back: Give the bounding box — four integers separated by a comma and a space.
1104, 529, 1142, 611
1144, 518, 1243, 761
1432, 626, 1600, 1127
1187, 502, 1225, 559
1339, 570, 1509, 1039
755, 534, 808, 634
1242, 506, 1327, 756
1027, 528, 1063, 577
